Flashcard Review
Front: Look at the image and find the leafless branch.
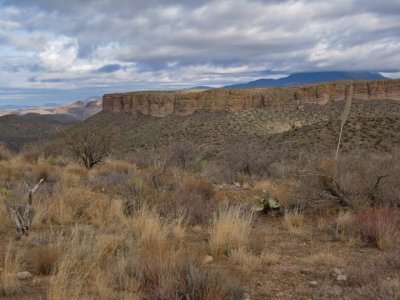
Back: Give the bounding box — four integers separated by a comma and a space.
6, 178, 44, 239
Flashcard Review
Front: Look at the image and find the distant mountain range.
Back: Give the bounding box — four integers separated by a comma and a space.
0, 98, 102, 121
187, 86, 214, 90
224, 71, 388, 88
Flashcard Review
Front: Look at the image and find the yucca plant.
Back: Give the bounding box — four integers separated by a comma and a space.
335, 84, 354, 162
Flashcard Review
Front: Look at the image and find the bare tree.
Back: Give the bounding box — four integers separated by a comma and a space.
152, 155, 167, 190
65, 125, 113, 169
170, 142, 195, 170
6, 179, 44, 239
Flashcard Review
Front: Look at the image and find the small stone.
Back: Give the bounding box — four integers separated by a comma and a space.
203, 255, 213, 264
234, 182, 241, 187
192, 225, 202, 233
17, 271, 33, 280
331, 268, 343, 276
243, 292, 251, 300
309, 281, 318, 287
242, 183, 250, 190
336, 274, 347, 283
300, 268, 313, 275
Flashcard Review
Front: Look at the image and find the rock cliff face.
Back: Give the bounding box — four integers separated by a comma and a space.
103, 79, 400, 117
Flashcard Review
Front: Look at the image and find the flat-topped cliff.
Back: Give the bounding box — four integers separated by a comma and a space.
102, 79, 400, 117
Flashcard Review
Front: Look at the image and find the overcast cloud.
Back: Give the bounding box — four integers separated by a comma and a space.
1, 0, 400, 105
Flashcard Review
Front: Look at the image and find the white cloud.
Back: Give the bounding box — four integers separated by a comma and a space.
0, 0, 399, 104
38, 37, 78, 71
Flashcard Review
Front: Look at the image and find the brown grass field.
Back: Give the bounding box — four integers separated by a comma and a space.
0, 145, 399, 299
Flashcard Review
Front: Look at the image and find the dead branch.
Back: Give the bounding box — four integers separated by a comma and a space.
300, 169, 353, 208
152, 157, 167, 190
6, 178, 44, 239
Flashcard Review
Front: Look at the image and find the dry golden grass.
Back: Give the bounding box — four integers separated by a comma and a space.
48, 226, 140, 299
260, 252, 281, 266
228, 247, 261, 272
0, 242, 21, 296
1, 149, 399, 299
130, 206, 169, 245
172, 216, 186, 240
282, 210, 305, 234
0, 200, 13, 228
27, 245, 60, 275
303, 250, 344, 267
210, 205, 253, 256
0, 144, 11, 161
100, 159, 137, 174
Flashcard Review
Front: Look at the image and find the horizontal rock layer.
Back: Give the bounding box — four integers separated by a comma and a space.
103, 79, 400, 117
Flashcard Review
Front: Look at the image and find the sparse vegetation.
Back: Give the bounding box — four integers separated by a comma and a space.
1, 98, 400, 299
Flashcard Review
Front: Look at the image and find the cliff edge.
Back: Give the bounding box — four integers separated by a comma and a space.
103, 79, 400, 117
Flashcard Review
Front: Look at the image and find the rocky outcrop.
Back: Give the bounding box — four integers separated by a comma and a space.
103, 79, 400, 117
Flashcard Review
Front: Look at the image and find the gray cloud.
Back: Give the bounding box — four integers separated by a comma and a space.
0, 0, 399, 105
97, 64, 124, 73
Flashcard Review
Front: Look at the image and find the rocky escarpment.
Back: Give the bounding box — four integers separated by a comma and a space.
103, 79, 400, 117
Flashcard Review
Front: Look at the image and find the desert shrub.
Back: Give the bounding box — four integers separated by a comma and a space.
201, 160, 234, 184
31, 162, 52, 182
296, 151, 400, 211
169, 142, 195, 170
26, 245, 60, 275
0, 144, 12, 161
349, 258, 400, 300
160, 177, 215, 225
337, 207, 400, 249
21, 143, 45, 163
210, 205, 253, 256
228, 144, 271, 178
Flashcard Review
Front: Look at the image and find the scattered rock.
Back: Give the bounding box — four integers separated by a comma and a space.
17, 271, 33, 280
242, 183, 250, 190
203, 255, 213, 264
234, 182, 241, 187
331, 268, 343, 276
192, 225, 202, 233
300, 268, 313, 275
336, 274, 347, 283
309, 281, 318, 287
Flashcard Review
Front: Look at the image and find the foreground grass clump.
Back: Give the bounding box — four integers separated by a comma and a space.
337, 207, 400, 249
210, 205, 253, 256
131, 241, 244, 300
0, 243, 21, 296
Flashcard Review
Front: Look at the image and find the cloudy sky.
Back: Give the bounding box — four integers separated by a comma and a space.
1, 0, 400, 106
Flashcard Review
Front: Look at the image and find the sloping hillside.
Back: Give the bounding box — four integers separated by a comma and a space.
0, 114, 75, 151
85, 99, 400, 161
